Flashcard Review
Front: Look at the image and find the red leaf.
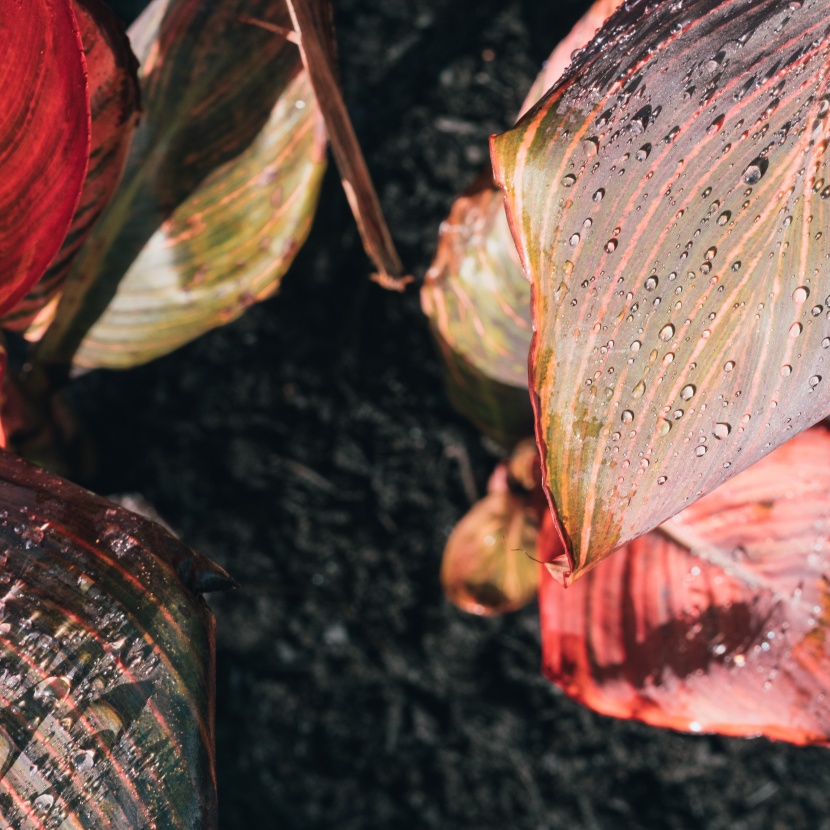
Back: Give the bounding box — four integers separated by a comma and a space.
0, 1, 90, 316
540, 427, 830, 744
2, 0, 140, 339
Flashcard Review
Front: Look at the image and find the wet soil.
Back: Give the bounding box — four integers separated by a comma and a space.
86, 1, 830, 827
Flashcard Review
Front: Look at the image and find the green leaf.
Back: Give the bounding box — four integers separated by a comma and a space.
0, 451, 225, 826
0, 0, 90, 317
421, 177, 533, 446
492, 0, 830, 582
2, 0, 141, 340
37, 0, 326, 370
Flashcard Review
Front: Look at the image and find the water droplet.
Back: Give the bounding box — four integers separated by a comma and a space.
673, 409, 684, 420
658, 419, 672, 436
714, 423, 731, 439
704, 246, 717, 261
657, 475, 668, 485
780, 364, 792, 377
812, 305, 823, 317
632, 379, 646, 399
731, 260, 741, 271
630, 340, 641, 352
605, 239, 618, 253
717, 211, 731, 225
789, 322, 803, 337
562, 174, 577, 187
33, 794, 54, 813
695, 445, 708, 457
680, 384, 696, 401
644, 275, 658, 291
621, 410, 634, 423
823, 337, 830, 348
593, 188, 605, 202
636, 143, 652, 161
724, 360, 735, 372
792, 285, 810, 302
569, 233, 581, 246
743, 157, 768, 184
658, 323, 675, 341
810, 375, 822, 388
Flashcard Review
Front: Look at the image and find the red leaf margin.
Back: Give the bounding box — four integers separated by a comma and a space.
0, 0, 91, 316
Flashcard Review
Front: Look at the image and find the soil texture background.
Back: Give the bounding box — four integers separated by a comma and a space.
88, 1, 830, 827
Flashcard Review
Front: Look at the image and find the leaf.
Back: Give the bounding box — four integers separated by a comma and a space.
0, 451, 226, 826
36, 0, 327, 370
421, 176, 534, 446
1, 0, 141, 341
540, 426, 830, 744
441, 440, 543, 615
518, 0, 622, 119
492, 0, 830, 582
0, 0, 90, 317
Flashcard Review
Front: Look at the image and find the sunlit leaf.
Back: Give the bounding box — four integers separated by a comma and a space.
0, 451, 226, 826
441, 440, 543, 615
540, 426, 830, 744
37, 0, 327, 370
421, 176, 533, 446
2, 0, 141, 341
0, 0, 90, 317
492, 0, 830, 581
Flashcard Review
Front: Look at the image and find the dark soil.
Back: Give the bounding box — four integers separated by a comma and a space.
86, 1, 830, 827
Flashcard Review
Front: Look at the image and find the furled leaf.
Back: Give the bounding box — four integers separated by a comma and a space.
421, 176, 533, 446
1, 0, 141, 341
492, 0, 830, 582
0, 0, 90, 317
37, 0, 327, 371
441, 440, 543, 615
540, 426, 830, 744
0, 451, 225, 826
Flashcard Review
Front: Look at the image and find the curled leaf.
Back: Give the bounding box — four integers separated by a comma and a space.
540, 427, 830, 744
2, 0, 141, 340
37, 0, 327, 371
493, 0, 830, 581
0, 0, 90, 316
441, 440, 543, 615
0, 451, 220, 826
422, 177, 533, 446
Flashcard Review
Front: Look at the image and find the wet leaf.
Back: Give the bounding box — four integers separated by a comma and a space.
540, 427, 830, 744
492, 0, 830, 581
441, 440, 543, 615
2, 0, 141, 341
0, 451, 223, 826
0, 0, 90, 317
37, 0, 327, 370
422, 1, 624, 446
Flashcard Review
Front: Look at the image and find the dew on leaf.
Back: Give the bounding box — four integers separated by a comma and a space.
714, 423, 731, 439
781, 364, 793, 377
659, 323, 675, 341
743, 156, 768, 184
621, 410, 634, 423
792, 285, 810, 302
680, 384, 696, 401
724, 360, 735, 372
562, 174, 577, 187
695, 445, 708, 456
789, 322, 803, 337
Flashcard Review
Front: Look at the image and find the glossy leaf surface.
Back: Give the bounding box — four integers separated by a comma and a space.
0, 452, 221, 826
441, 440, 542, 615
540, 427, 830, 744
493, 0, 830, 581
0, 0, 89, 317
38, 0, 326, 370
2, 0, 141, 341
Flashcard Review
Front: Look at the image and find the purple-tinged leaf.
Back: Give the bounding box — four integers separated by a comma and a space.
492, 0, 830, 582
540, 427, 830, 744
0, 451, 223, 826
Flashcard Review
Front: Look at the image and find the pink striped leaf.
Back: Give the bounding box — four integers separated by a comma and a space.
0, 0, 90, 317
0, 451, 228, 826
492, 0, 830, 582
540, 426, 830, 744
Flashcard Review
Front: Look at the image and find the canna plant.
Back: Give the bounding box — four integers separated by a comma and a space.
0, 0, 403, 825
426, 0, 830, 745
